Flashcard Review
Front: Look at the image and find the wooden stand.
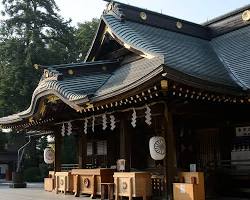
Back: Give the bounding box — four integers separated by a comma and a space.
71, 168, 115, 198
55, 171, 73, 194
44, 171, 55, 192
101, 183, 114, 200
173, 172, 205, 200
113, 172, 152, 200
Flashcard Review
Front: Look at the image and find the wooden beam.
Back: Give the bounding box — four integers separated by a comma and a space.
78, 134, 87, 169
119, 114, 131, 171
164, 103, 177, 200
54, 131, 62, 172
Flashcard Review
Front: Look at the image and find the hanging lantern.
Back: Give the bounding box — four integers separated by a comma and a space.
149, 136, 166, 160
44, 148, 55, 164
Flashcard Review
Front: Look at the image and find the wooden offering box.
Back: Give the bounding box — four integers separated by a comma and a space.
55, 171, 73, 194
44, 171, 55, 192
173, 172, 205, 200
71, 168, 115, 197
113, 172, 152, 200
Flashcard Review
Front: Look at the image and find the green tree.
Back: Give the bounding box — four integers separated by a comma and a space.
75, 18, 99, 61
0, 0, 77, 114
0, 0, 78, 171
0, 0, 100, 171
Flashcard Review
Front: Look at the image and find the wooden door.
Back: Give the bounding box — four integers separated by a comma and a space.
195, 128, 221, 169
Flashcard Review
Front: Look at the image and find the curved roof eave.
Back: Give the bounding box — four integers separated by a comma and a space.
0, 83, 89, 125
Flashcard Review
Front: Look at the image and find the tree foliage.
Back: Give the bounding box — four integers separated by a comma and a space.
0, 0, 99, 170
0, 0, 78, 114
75, 18, 99, 61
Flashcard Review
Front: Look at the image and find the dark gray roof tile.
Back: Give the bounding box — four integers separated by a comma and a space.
103, 14, 239, 88
211, 25, 250, 89
95, 56, 164, 100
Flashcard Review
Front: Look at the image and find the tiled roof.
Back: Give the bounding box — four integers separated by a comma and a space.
95, 56, 164, 100
103, 14, 239, 88
0, 62, 115, 124
211, 25, 250, 89
1, 2, 250, 126
0, 57, 165, 124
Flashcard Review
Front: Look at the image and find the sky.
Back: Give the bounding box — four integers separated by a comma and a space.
0, 0, 250, 26
54, 0, 250, 26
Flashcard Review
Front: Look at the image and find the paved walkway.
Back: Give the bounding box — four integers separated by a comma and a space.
0, 182, 249, 200
0, 183, 90, 200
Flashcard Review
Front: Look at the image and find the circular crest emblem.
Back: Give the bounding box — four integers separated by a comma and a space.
176, 21, 183, 29
60, 179, 64, 186
140, 12, 147, 20
84, 178, 90, 188
122, 182, 127, 190
242, 10, 250, 21
68, 69, 74, 75
149, 136, 166, 160
154, 138, 166, 155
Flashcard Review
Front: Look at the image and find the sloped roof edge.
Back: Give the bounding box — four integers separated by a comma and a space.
203, 4, 250, 26
0, 81, 89, 125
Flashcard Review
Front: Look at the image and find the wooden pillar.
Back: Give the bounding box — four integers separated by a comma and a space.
164, 103, 177, 200
78, 134, 87, 169
54, 131, 62, 172
119, 114, 131, 171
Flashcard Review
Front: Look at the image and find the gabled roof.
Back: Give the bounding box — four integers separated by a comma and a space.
101, 14, 239, 89
1, 1, 250, 127
87, 1, 250, 91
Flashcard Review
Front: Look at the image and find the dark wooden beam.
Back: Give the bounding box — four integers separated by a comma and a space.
101, 47, 130, 60
54, 131, 62, 172
119, 113, 131, 171
164, 103, 177, 200
78, 134, 87, 169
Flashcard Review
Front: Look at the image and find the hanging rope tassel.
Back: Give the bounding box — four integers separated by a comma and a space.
102, 114, 107, 130
67, 121, 72, 136
131, 108, 137, 128
84, 118, 88, 134
110, 115, 116, 130
92, 116, 95, 132
61, 123, 65, 137
145, 105, 152, 126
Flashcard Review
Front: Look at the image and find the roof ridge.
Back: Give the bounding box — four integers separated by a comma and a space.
42, 60, 119, 69
105, 1, 205, 28
104, 1, 210, 40
203, 4, 250, 26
